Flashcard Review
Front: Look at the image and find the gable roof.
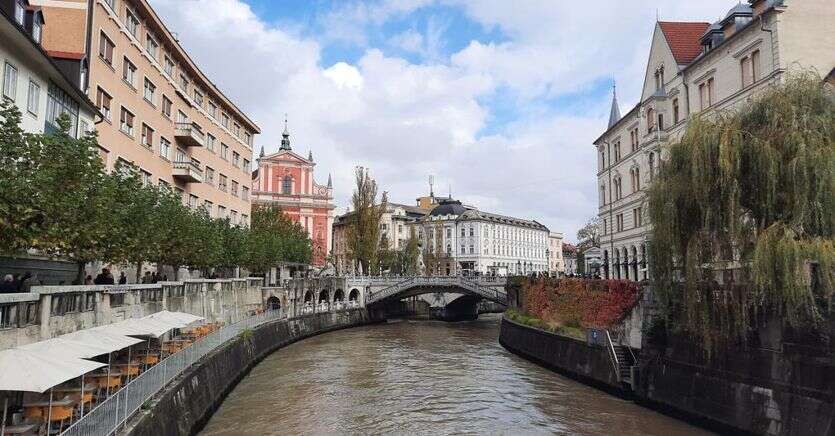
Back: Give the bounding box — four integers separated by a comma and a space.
658, 21, 710, 65
259, 149, 311, 165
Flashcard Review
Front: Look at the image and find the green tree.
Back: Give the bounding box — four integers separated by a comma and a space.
647, 73, 835, 350
246, 205, 311, 274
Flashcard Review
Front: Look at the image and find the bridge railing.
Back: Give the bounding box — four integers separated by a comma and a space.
365, 276, 508, 305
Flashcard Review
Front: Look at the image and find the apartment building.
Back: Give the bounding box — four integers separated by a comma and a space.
34, 0, 259, 224
0, 0, 97, 137
548, 232, 565, 275
595, 0, 835, 281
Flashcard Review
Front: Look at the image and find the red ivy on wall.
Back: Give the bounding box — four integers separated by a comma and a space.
522, 278, 642, 329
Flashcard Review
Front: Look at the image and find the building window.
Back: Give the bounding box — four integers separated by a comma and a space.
3, 62, 18, 100
232, 151, 240, 167
751, 50, 760, 82
657, 112, 664, 131
125, 9, 139, 37
233, 123, 240, 137
208, 102, 217, 118
205, 166, 214, 184
614, 140, 621, 162
206, 134, 215, 152
243, 158, 250, 172
164, 56, 174, 76
27, 80, 40, 115
161, 95, 171, 118
32, 19, 42, 43
244, 132, 251, 145
221, 112, 229, 128
282, 176, 292, 194
179, 74, 188, 92
614, 177, 622, 200
218, 206, 226, 218
203, 200, 213, 216
175, 147, 186, 163
189, 194, 198, 209
119, 107, 134, 136
242, 186, 249, 200
45, 83, 79, 136
648, 152, 655, 181
599, 148, 605, 169
14, 0, 24, 25
231, 180, 239, 197
122, 57, 137, 88
603, 219, 608, 235
633, 207, 642, 228
219, 174, 228, 192
146, 35, 158, 58
460, 228, 466, 237
193, 89, 203, 106
221, 143, 229, 160
99, 32, 114, 65
160, 137, 170, 160
672, 98, 679, 124
616, 213, 624, 232
231, 210, 238, 224
646, 108, 655, 133
631, 167, 640, 192
140, 170, 151, 186
600, 185, 606, 205
96, 87, 111, 121
143, 78, 156, 104
699, 78, 714, 110
141, 123, 154, 148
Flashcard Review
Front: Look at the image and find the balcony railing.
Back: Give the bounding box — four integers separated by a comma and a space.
174, 122, 205, 147
172, 160, 203, 183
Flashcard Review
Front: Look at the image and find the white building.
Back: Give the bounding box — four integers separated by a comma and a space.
420, 199, 550, 276
595, 0, 835, 281
1, 0, 97, 137
548, 232, 565, 275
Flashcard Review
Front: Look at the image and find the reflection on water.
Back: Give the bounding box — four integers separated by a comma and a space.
200, 314, 712, 435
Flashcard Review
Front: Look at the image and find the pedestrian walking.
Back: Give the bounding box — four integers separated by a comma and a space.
118, 271, 127, 285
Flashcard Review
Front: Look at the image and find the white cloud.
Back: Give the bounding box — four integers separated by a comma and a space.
149, 0, 741, 241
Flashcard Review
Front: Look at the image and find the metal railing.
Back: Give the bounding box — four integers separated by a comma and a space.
61, 309, 285, 436
604, 330, 621, 383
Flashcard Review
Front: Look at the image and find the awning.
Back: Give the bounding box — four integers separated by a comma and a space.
20, 337, 112, 359
94, 317, 178, 338
62, 328, 145, 350
143, 311, 204, 328
0, 349, 106, 393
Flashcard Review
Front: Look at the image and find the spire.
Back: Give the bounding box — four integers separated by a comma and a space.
327, 173, 332, 188
608, 82, 621, 129
308, 150, 313, 161
259, 145, 265, 159
279, 114, 291, 151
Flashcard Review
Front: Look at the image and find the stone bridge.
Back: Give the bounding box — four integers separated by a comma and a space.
263, 275, 507, 320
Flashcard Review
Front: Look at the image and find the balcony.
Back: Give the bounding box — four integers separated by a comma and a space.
172, 160, 203, 183
174, 122, 205, 147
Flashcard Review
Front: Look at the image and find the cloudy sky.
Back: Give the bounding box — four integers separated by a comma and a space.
149, 0, 732, 242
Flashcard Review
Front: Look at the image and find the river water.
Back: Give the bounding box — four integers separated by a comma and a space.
200, 315, 711, 435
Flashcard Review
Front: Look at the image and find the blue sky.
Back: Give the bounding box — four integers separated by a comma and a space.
151, 0, 734, 240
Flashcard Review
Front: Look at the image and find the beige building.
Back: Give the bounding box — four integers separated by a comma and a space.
33, 0, 259, 224
595, 0, 835, 281
547, 232, 565, 275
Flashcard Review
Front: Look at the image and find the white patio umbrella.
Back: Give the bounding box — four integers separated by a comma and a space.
20, 337, 112, 359
0, 349, 105, 435
94, 318, 178, 339
62, 329, 146, 398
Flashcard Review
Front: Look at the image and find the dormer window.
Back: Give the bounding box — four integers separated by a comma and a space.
654, 66, 665, 91
14, 1, 24, 25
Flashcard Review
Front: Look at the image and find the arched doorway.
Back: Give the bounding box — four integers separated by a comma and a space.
266, 296, 281, 311
333, 289, 345, 301
318, 289, 330, 303
349, 289, 360, 301
304, 290, 314, 303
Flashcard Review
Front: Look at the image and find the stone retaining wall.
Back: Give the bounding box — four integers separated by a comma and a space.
498, 316, 623, 394
124, 310, 379, 436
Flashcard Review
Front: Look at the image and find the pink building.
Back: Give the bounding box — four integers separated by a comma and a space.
251, 122, 334, 266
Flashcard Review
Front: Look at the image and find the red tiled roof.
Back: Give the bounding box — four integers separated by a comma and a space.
658, 21, 710, 65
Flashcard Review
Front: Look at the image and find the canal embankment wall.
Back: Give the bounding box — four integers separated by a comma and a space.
500, 314, 835, 435
498, 317, 623, 393
124, 310, 380, 436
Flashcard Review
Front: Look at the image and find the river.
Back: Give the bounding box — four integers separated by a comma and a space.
200, 314, 712, 435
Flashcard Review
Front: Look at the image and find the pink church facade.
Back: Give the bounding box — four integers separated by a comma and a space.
251, 124, 334, 267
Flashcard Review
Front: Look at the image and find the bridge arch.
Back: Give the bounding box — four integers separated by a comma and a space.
318, 289, 330, 303
266, 296, 281, 311
349, 288, 360, 301
333, 289, 345, 302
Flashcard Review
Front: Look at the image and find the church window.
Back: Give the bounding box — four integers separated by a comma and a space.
282, 176, 292, 194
